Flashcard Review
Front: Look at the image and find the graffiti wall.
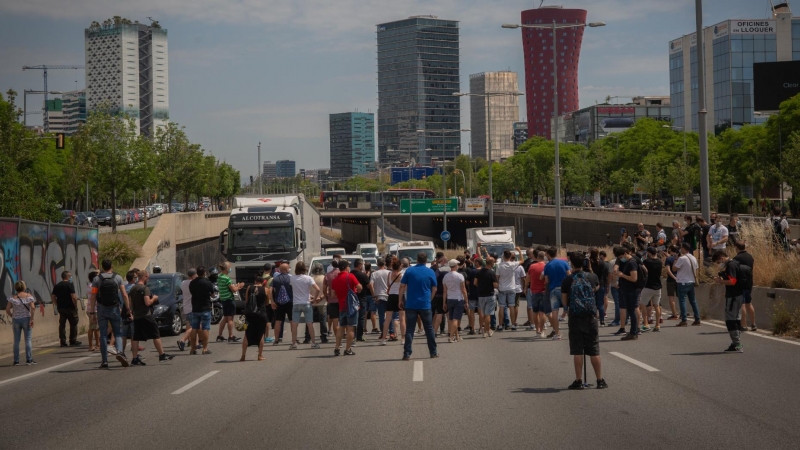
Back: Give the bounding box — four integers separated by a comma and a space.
0, 218, 99, 309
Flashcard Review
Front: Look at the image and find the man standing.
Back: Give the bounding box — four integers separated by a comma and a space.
89, 259, 130, 369
697, 216, 711, 261
475, 257, 498, 338
727, 214, 740, 248
51, 271, 81, 347
634, 223, 651, 252
708, 216, 729, 254
270, 261, 294, 346
734, 241, 756, 331
542, 247, 570, 340
370, 258, 391, 342
331, 260, 361, 356
216, 262, 244, 343
399, 252, 438, 360
177, 268, 197, 351
768, 206, 790, 251
655, 223, 667, 252
352, 258, 371, 342
521, 248, 536, 327
712, 251, 749, 352
527, 251, 548, 336
614, 246, 640, 341
327, 253, 343, 273
562, 252, 607, 390
672, 243, 701, 327
129, 270, 174, 365
465, 258, 482, 335
189, 266, 215, 355
670, 220, 683, 247
639, 248, 664, 333
324, 260, 340, 342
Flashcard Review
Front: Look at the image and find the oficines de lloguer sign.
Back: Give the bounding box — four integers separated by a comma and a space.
730, 20, 775, 34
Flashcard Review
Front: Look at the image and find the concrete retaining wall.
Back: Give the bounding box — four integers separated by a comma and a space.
687, 283, 800, 331
176, 237, 222, 274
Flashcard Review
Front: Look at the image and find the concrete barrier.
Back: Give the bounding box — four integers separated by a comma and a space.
686, 283, 800, 331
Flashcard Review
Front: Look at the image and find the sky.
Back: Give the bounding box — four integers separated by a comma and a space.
0, 0, 782, 182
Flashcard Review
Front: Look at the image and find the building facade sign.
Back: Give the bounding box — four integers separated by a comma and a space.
731, 20, 775, 34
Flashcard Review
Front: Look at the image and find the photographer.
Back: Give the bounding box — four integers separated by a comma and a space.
634, 223, 651, 252
712, 251, 750, 353
681, 215, 702, 257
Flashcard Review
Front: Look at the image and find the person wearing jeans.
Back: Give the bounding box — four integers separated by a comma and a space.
672, 243, 701, 326
399, 252, 438, 360
6, 281, 36, 365
90, 260, 131, 368
402, 309, 437, 358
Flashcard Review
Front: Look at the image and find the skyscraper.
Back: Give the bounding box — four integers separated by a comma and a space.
329, 112, 375, 179
469, 71, 520, 161
275, 160, 296, 178
85, 20, 169, 136
377, 16, 461, 166
520, 6, 587, 139
262, 161, 277, 181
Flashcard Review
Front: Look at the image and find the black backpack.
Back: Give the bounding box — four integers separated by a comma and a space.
244, 284, 262, 314
96, 273, 119, 306
633, 256, 647, 290
728, 260, 753, 291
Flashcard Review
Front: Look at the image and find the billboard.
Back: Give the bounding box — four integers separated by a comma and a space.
730, 20, 775, 35
754, 61, 800, 112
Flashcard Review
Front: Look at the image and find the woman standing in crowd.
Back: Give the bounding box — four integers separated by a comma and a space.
6, 281, 36, 366
241, 275, 268, 361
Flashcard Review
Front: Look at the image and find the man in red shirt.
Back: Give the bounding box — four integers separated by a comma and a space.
527, 251, 549, 337
331, 260, 362, 356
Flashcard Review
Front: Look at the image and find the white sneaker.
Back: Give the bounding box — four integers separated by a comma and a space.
552, 334, 562, 341
539, 331, 546, 338
483, 332, 488, 338
107, 347, 117, 356
379, 340, 387, 346
400, 339, 405, 345
488, 330, 494, 337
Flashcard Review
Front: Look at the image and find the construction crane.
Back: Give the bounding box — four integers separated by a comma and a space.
22, 65, 84, 132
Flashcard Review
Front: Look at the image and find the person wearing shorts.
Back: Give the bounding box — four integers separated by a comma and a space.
188, 266, 215, 355
542, 248, 570, 340
289, 261, 320, 349
382, 260, 406, 343
562, 252, 607, 390
474, 257, 498, 338
128, 270, 174, 365
443, 259, 468, 342
331, 259, 361, 356
323, 260, 340, 340
526, 252, 548, 336
465, 258, 482, 335
640, 247, 664, 332
216, 262, 244, 343
270, 262, 294, 346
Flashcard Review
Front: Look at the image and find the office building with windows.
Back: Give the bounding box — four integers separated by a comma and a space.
43, 89, 87, 136
469, 71, 520, 161
669, 2, 799, 132
377, 16, 461, 166
558, 97, 671, 143
513, 122, 529, 150
85, 20, 169, 136
329, 112, 375, 179
262, 161, 277, 181
275, 160, 296, 178
520, 6, 587, 139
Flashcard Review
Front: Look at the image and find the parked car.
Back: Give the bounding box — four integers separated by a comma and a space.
60, 210, 75, 224
154, 204, 164, 215
606, 203, 625, 211
147, 272, 189, 336
81, 211, 97, 227
95, 209, 111, 226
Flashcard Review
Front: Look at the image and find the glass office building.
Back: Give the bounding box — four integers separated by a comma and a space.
329, 112, 375, 179
377, 16, 461, 166
275, 160, 296, 178
669, 3, 799, 132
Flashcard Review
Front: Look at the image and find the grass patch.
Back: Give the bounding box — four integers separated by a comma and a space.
771, 301, 800, 337
99, 227, 152, 275
118, 227, 153, 247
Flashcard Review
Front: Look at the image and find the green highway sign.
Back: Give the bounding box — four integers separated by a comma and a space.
400, 198, 458, 213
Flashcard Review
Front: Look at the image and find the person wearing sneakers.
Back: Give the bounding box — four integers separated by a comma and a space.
188, 266, 215, 355
241, 275, 268, 361
370, 258, 391, 343
465, 257, 482, 335
177, 268, 197, 352
614, 246, 640, 341
475, 257, 498, 338
713, 250, 750, 353
90, 259, 130, 369
323, 260, 340, 343
664, 246, 680, 320
6, 281, 36, 366
673, 242, 701, 327
270, 261, 294, 346
442, 259, 468, 343
639, 248, 664, 333
216, 262, 244, 343
261, 262, 276, 344
128, 270, 174, 365
383, 258, 406, 345
733, 241, 756, 331
542, 247, 570, 340
527, 251, 549, 337
289, 261, 321, 350
331, 259, 362, 356
562, 252, 608, 390
399, 252, 438, 360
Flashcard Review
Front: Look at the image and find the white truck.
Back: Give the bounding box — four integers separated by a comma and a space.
219, 194, 321, 284
397, 241, 436, 267
466, 227, 516, 258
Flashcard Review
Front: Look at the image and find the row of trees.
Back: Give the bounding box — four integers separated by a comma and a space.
0, 90, 240, 231
339, 94, 800, 215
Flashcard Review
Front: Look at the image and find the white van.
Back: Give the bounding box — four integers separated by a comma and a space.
397, 241, 436, 267
356, 243, 379, 258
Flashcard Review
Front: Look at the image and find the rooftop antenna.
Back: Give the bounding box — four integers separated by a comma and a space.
539, 0, 545, 8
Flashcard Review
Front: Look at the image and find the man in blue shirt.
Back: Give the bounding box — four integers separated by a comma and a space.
399, 252, 438, 360
541, 247, 570, 340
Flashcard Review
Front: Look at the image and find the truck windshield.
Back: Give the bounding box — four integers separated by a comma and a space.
481, 243, 515, 257
398, 248, 435, 262
231, 226, 294, 253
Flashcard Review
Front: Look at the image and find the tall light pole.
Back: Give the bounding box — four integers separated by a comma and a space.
695, 0, 711, 220
257, 142, 262, 195
502, 20, 605, 248
453, 93, 522, 226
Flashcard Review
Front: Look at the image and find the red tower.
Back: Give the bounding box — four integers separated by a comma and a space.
520, 7, 587, 139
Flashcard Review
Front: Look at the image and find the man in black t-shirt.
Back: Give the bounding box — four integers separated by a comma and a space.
465, 258, 482, 334
698, 216, 711, 262
129, 270, 174, 365
51, 271, 81, 346
713, 251, 744, 353
638, 248, 664, 332
353, 259, 371, 342
474, 257, 498, 338
189, 266, 216, 354
613, 246, 640, 341
733, 241, 756, 331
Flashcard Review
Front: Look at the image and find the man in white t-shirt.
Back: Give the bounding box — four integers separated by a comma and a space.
178, 268, 198, 352
495, 249, 520, 331
672, 243, 701, 327
708, 220, 729, 252
442, 259, 467, 342
369, 258, 391, 341
290, 262, 321, 349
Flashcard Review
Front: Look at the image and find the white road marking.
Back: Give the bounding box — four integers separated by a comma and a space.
609, 352, 660, 372
413, 361, 423, 382
171, 371, 219, 395
700, 320, 800, 347
0, 356, 93, 388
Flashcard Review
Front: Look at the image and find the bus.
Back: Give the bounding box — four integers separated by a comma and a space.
319, 189, 436, 210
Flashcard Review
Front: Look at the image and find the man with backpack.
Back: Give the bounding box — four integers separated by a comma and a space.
768, 206, 790, 251
331, 259, 362, 356
89, 259, 131, 369
562, 252, 607, 390
270, 261, 294, 346
712, 251, 751, 353
734, 241, 756, 331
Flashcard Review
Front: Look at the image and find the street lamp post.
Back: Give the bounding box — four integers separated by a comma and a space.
503, 20, 605, 248
695, 0, 711, 221
453, 92, 522, 227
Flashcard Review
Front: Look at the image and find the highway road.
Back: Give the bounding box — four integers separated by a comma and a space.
1, 310, 798, 449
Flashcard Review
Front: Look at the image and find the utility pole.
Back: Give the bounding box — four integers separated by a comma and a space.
696, 0, 711, 220
257, 142, 262, 195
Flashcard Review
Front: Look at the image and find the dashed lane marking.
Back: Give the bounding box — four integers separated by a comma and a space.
0, 356, 93, 388
413, 361, 423, 382
171, 371, 219, 395
609, 352, 660, 372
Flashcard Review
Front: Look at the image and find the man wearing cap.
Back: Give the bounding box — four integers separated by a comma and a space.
442, 259, 468, 342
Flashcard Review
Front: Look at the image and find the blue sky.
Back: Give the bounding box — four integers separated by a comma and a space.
0, 0, 781, 181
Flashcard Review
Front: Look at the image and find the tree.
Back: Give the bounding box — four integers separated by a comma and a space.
153, 122, 199, 212
665, 160, 699, 211
638, 153, 669, 203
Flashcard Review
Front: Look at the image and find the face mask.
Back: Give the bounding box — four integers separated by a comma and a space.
718, 262, 726, 269
619, 257, 628, 263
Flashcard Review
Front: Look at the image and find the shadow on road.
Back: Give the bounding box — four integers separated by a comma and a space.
512, 387, 567, 394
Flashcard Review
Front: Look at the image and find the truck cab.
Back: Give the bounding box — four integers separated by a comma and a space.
466, 227, 516, 258
397, 241, 436, 267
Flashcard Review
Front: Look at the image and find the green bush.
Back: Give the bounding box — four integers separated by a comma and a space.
771, 301, 800, 337
99, 233, 142, 267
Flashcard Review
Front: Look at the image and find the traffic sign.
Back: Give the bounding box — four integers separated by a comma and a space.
440, 230, 451, 241
400, 198, 458, 213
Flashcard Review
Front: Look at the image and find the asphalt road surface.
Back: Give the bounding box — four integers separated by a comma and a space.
1, 310, 799, 449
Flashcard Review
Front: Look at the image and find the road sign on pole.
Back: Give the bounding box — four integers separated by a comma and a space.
400, 198, 458, 213
440, 230, 451, 242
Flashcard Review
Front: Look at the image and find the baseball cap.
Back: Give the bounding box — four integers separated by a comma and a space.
448, 259, 459, 267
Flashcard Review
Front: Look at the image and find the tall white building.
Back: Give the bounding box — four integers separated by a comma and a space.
85, 21, 169, 136
469, 72, 520, 162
